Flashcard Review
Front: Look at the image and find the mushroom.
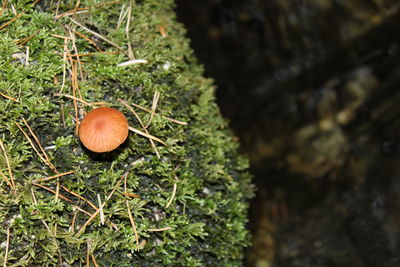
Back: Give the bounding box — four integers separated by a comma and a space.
78, 107, 129, 153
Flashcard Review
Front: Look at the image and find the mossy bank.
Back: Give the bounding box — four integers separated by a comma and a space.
0, 0, 252, 266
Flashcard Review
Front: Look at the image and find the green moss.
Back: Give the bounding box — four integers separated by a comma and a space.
0, 0, 253, 266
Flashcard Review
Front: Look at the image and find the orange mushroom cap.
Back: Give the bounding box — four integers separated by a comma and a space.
78, 107, 129, 153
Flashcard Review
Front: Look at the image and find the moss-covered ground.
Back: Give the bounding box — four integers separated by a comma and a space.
0, 0, 252, 266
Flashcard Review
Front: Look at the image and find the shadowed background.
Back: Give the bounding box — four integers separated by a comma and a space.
176, 1, 400, 266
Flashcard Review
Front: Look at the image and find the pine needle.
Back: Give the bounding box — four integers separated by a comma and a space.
0, 13, 22, 31
124, 173, 139, 247
69, 17, 122, 50
128, 126, 166, 146
54, 93, 109, 107
165, 183, 177, 209
121, 100, 187, 125
3, 227, 10, 267
61, 185, 98, 211
32, 182, 73, 202
77, 173, 126, 236
147, 227, 172, 232
91, 254, 99, 267
0, 0, 7, 17
147, 90, 160, 128
122, 192, 140, 198
0, 139, 15, 190
32, 170, 74, 183
119, 99, 161, 157
0, 170, 13, 191
21, 118, 58, 172
72, 29, 103, 52
0, 92, 19, 103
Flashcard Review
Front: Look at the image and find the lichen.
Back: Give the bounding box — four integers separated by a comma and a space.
0, 1, 253, 266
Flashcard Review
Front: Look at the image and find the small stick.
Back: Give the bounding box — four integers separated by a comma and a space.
0, 92, 19, 103
124, 173, 139, 247
147, 227, 172, 232
3, 227, 10, 267
69, 17, 122, 50
117, 59, 147, 66
0, 139, 15, 190
32, 171, 74, 182
0, 13, 22, 31
77, 173, 126, 236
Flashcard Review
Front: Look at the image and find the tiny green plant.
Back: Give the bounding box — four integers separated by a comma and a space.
0, 1, 253, 266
